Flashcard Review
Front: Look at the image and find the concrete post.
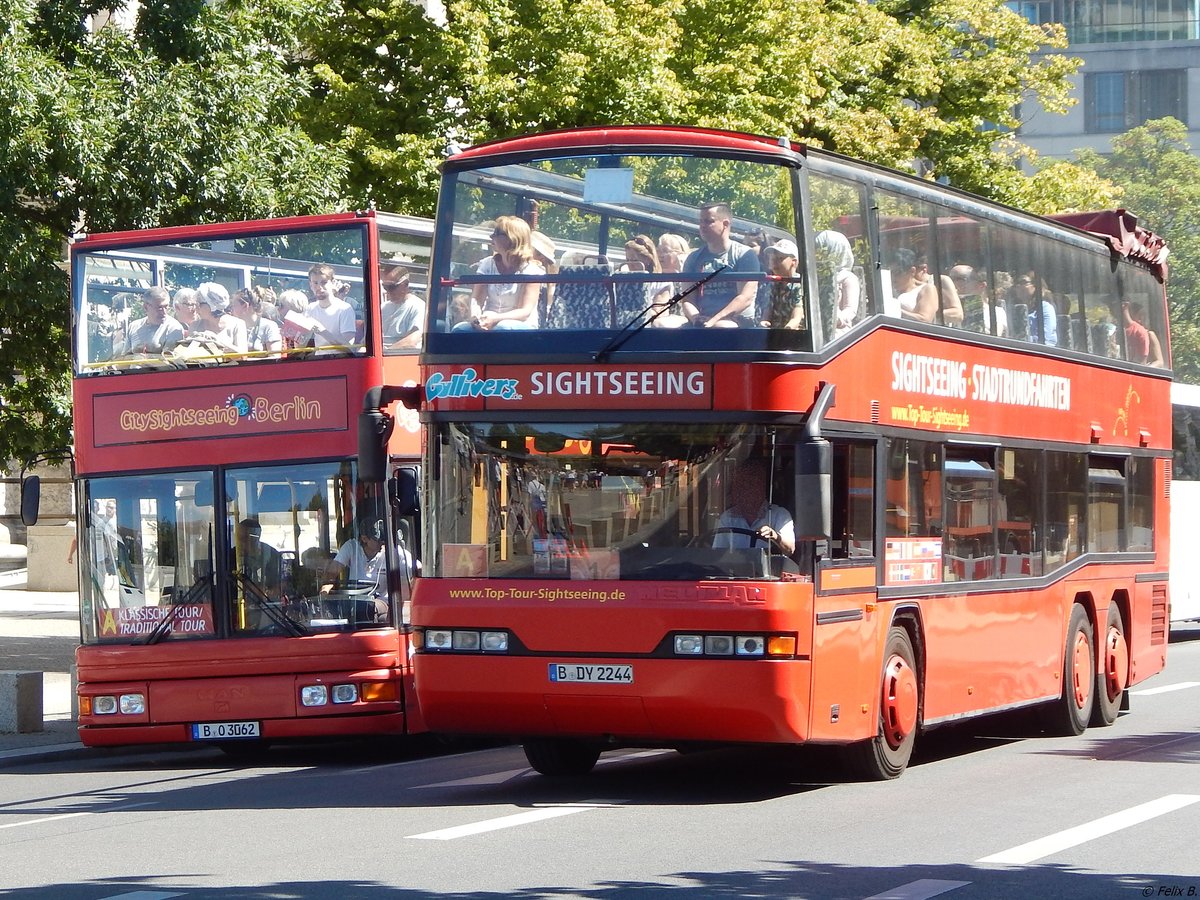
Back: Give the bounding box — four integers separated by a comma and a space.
0, 671, 44, 733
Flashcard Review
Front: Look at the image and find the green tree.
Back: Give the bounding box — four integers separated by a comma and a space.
0, 0, 347, 465
303, 0, 1109, 213
1065, 118, 1200, 379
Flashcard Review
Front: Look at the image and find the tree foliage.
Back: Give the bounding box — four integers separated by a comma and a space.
0, 0, 347, 465
302, 0, 1109, 213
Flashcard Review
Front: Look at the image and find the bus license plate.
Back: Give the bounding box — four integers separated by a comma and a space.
548, 664, 633, 684
191, 721, 261, 741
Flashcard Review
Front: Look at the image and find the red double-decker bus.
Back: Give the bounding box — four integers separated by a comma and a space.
61, 211, 431, 749
368, 127, 1171, 779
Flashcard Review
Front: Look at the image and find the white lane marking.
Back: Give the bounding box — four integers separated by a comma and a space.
98, 893, 185, 900
407, 802, 620, 840
418, 768, 530, 788
0, 801, 153, 831
1131, 681, 1200, 696
978, 794, 1200, 865
864, 879, 971, 900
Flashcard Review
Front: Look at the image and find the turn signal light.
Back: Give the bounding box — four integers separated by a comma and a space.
361, 681, 398, 702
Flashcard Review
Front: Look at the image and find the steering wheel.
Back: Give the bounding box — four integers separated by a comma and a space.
711, 525, 771, 546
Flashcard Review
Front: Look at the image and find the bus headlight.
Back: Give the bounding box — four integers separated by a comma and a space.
674, 634, 704, 655
93, 695, 118, 715
735, 636, 765, 656
119, 693, 146, 715
331, 683, 358, 704
300, 685, 328, 707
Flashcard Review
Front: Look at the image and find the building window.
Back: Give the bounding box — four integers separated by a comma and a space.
1085, 69, 1188, 132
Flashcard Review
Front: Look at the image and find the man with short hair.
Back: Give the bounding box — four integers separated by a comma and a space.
681, 202, 761, 328
380, 263, 425, 350
322, 518, 390, 623
116, 287, 185, 355
948, 264, 1006, 336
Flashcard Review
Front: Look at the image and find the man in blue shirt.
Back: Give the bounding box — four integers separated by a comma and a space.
681, 202, 761, 327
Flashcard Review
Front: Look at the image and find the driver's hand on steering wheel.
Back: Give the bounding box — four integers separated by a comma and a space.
757, 525, 779, 545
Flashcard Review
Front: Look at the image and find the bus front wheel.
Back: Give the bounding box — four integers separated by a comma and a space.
1044, 603, 1095, 736
1090, 602, 1128, 727
845, 626, 920, 781
523, 738, 601, 776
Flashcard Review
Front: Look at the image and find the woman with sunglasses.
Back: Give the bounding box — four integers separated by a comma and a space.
455, 215, 545, 332
232, 287, 283, 357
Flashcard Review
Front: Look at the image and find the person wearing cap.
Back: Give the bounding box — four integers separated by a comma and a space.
680, 201, 761, 328
115, 286, 186, 356
380, 262, 426, 350
814, 230, 861, 338
322, 518, 390, 623
762, 238, 806, 331
193, 282, 249, 354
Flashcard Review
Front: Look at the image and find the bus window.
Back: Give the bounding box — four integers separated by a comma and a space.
808, 172, 870, 344
1087, 457, 1126, 553
1045, 451, 1086, 569
998, 448, 1042, 578
943, 452, 997, 583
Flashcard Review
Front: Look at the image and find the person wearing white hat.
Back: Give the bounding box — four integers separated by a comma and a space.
815, 230, 862, 338
193, 281, 249, 354
762, 238, 806, 330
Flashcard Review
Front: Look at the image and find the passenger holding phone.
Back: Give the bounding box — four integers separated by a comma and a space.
307, 263, 357, 350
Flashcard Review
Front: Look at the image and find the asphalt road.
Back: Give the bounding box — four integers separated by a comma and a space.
0, 624, 1196, 899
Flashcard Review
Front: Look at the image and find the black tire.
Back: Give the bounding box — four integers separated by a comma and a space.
1044, 603, 1095, 736
844, 626, 920, 781
1090, 602, 1128, 727
523, 738, 601, 776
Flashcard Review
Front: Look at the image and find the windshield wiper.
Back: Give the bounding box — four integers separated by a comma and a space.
233, 572, 309, 636
137, 577, 213, 645
593, 264, 728, 362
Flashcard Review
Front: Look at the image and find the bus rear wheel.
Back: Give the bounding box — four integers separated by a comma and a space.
1044, 603, 1095, 736
523, 738, 601, 776
845, 626, 920, 781
1090, 603, 1128, 727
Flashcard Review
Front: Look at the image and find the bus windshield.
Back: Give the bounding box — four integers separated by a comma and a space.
76, 224, 373, 373
79, 460, 400, 644
434, 152, 810, 351
430, 421, 873, 581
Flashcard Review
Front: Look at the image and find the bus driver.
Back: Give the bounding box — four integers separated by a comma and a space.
712, 459, 795, 556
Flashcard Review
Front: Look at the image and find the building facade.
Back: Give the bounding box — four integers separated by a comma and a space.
1012, 1, 1200, 158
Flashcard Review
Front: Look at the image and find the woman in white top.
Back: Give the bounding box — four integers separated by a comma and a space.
232, 287, 283, 357
625, 234, 686, 328
193, 282, 249, 354
459, 215, 544, 331
815, 230, 861, 337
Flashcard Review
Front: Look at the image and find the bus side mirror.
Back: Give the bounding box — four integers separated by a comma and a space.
20, 475, 40, 527
358, 409, 395, 483
392, 465, 420, 517
794, 439, 831, 541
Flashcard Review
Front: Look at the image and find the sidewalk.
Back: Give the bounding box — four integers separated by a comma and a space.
0, 569, 88, 766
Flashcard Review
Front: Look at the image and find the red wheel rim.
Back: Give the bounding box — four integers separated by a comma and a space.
882, 653, 918, 749
1104, 625, 1129, 701
1071, 630, 1092, 708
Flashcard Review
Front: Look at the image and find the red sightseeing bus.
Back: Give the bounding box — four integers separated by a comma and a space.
366, 127, 1171, 779
60, 211, 431, 749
